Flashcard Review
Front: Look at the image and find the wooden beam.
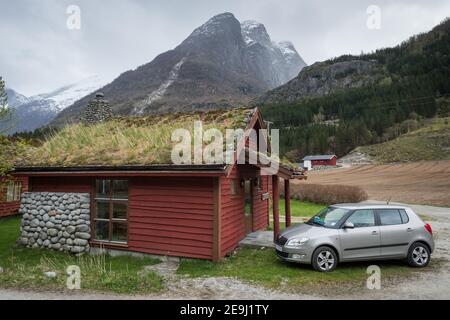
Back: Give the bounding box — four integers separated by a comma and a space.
212, 177, 222, 262
272, 175, 280, 242
284, 179, 291, 228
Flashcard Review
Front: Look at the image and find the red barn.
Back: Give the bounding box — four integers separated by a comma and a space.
303, 155, 337, 168
8, 108, 303, 261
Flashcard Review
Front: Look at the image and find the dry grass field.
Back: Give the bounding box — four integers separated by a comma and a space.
295, 160, 450, 207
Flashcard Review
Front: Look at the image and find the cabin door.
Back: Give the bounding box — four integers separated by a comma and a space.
244, 180, 253, 234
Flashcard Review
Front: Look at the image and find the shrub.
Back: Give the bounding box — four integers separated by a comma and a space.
285, 183, 368, 205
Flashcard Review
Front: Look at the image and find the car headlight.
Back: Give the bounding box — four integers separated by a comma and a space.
286, 237, 309, 247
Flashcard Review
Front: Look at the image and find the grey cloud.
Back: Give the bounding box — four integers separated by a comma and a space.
1, 0, 449, 95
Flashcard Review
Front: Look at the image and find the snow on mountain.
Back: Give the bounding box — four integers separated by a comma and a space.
5, 88, 31, 108
189, 12, 237, 39
2, 75, 107, 134
241, 20, 272, 46
32, 75, 107, 113
133, 58, 186, 115
240, 20, 307, 85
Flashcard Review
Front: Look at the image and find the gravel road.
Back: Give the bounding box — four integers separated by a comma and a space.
1, 201, 449, 300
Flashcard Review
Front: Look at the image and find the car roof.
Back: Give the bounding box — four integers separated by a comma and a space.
330, 203, 410, 210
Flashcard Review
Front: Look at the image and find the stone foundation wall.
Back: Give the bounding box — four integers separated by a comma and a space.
17, 192, 91, 254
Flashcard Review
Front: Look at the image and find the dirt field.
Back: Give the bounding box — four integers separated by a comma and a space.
298, 160, 450, 206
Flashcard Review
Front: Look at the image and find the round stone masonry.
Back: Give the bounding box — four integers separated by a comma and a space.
17, 192, 91, 254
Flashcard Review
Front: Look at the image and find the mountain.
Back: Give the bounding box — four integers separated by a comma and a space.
240, 20, 306, 86
2, 75, 106, 134
5, 89, 31, 108
255, 59, 387, 105
51, 13, 306, 126
258, 18, 450, 106
259, 18, 450, 159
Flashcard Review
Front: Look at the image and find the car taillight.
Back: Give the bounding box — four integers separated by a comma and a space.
425, 223, 433, 235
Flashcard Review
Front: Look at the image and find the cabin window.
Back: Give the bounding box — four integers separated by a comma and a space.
94, 179, 128, 244
6, 181, 22, 202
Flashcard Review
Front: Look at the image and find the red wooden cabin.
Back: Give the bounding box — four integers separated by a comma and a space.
9, 108, 302, 261
0, 176, 29, 218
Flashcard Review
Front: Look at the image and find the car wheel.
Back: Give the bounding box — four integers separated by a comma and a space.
407, 242, 431, 267
312, 246, 338, 272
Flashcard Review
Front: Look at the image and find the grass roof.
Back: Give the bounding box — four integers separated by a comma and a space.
15, 108, 255, 168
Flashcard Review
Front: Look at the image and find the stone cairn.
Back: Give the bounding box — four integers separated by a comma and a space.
17, 192, 91, 254
83, 92, 112, 124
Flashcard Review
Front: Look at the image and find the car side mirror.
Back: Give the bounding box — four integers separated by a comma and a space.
343, 222, 355, 229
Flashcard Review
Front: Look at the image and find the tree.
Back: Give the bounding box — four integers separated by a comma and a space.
0, 76, 9, 121
0, 76, 16, 177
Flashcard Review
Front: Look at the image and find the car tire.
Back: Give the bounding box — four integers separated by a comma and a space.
312, 246, 338, 272
407, 242, 431, 268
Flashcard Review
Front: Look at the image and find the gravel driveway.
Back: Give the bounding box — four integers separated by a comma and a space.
1, 201, 449, 300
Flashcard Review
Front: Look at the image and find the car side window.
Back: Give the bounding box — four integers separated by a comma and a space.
346, 210, 375, 228
399, 209, 409, 223
378, 209, 403, 225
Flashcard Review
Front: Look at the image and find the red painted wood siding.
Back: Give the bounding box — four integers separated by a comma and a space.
30, 176, 93, 193
220, 166, 245, 256
29, 175, 216, 259
0, 176, 29, 218
311, 157, 337, 166
25, 172, 270, 261
128, 177, 215, 260
252, 174, 270, 231
220, 166, 270, 257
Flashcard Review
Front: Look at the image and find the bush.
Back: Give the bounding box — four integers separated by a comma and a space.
286, 183, 368, 205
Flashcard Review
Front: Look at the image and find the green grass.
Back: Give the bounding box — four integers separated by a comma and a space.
280, 199, 326, 217
18, 108, 253, 167
267, 200, 325, 231
357, 117, 450, 163
0, 216, 162, 294
178, 247, 438, 293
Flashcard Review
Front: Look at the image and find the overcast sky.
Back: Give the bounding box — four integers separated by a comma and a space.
1, 0, 449, 96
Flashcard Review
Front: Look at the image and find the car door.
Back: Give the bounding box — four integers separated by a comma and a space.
377, 209, 410, 257
339, 209, 381, 261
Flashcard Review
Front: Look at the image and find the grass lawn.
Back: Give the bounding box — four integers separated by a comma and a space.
178, 247, 438, 294
280, 199, 326, 217
0, 216, 162, 294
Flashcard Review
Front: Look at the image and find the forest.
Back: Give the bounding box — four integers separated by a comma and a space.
261, 18, 450, 161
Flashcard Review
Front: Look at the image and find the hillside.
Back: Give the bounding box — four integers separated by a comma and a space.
355, 117, 450, 163
51, 13, 306, 127
260, 18, 450, 160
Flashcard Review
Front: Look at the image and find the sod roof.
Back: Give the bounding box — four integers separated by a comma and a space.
15, 108, 257, 168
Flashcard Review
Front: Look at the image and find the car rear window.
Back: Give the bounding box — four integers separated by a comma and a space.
378, 209, 403, 225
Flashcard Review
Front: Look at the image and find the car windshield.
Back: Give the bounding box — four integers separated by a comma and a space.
307, 207, 350, 228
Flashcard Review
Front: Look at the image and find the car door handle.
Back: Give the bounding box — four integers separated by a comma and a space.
407, 228, 413, 232
371, 231, 378, 235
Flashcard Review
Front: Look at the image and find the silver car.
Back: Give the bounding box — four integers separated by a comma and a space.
275, 204, 434, 272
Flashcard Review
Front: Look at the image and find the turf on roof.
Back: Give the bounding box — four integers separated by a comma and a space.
16, 108, 255, 168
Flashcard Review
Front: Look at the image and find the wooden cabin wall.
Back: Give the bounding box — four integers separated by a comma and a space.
0, 176, 29, 218
128, 176, 214, 260
220, 166, 246, 256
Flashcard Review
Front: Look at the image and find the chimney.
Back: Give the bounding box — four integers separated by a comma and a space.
83, 92, 112, 124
